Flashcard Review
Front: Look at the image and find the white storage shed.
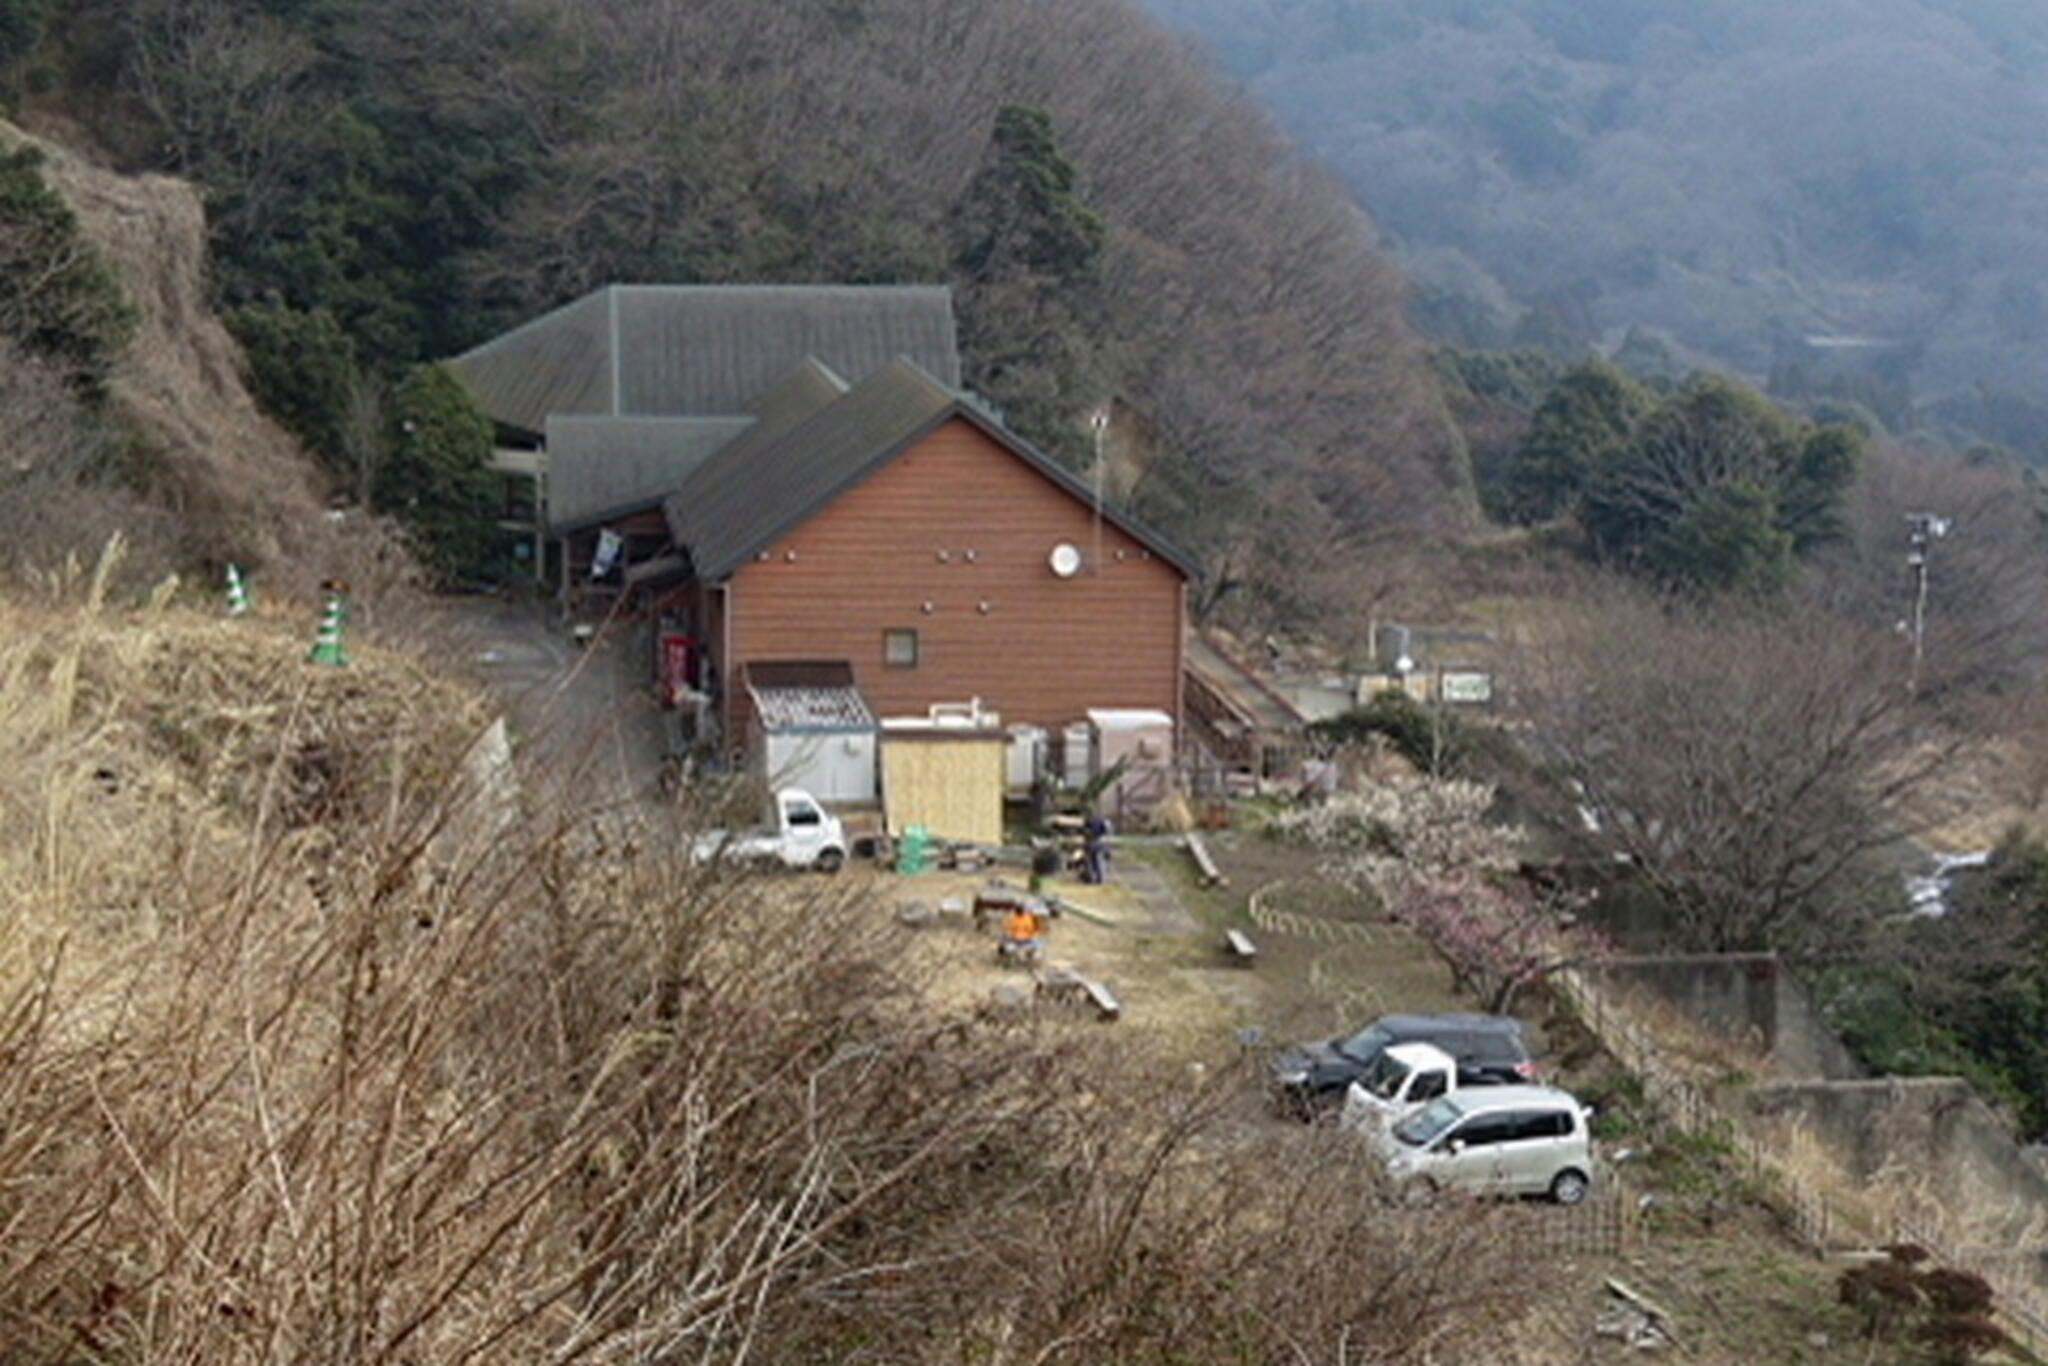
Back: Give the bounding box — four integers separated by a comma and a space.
744, 661, 878, 804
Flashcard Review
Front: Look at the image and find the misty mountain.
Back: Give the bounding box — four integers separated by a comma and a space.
1143, 0, 2048, 413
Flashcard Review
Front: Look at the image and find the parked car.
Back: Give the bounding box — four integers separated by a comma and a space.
1269, 1013, 1535, 1116
1338, 1041, 1487, 1131
689, 787, 848, 872
1370, 1085, 1595, 1205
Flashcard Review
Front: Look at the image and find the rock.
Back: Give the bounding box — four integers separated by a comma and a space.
1806, 1332, 1830, 1349
989, 982, 1033, 1014
895, 901, 937, 928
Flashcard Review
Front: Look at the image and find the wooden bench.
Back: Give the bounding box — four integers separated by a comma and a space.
1035, 964, 1087, 1005
1185, 833, 1228, 888
1081, 978, 1122, 1022
1224, 929, 1258, 965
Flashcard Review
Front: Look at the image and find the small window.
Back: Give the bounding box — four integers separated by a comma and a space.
883, 629, 919, 668
786, 802, 822, 828
1495, 1110, 1570, 1141
1410, 1071, 1448, 1102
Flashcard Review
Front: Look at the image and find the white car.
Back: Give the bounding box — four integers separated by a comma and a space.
1340, 1041, 1463, 1132
690, 788, 848, 872
1370, 1085, 1595, 1205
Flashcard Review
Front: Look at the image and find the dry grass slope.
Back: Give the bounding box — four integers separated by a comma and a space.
0, 118, 410, 602
0, 569, 1577, 1362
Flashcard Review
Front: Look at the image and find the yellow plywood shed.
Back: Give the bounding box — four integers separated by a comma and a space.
882, 732, 1004, 846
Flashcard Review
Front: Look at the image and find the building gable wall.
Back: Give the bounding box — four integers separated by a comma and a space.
724, 417, 1184, 737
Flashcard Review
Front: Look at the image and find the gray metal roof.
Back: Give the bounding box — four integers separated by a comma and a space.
544, 416, 754, 534
666, 357, 1199, 582
660, 357, 853, 552
1186, 633, 1306, 734
744, 662, 876, 732
448, 285, 958, 435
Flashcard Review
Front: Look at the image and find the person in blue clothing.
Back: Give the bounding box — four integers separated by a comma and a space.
1082, 810, 1112, 885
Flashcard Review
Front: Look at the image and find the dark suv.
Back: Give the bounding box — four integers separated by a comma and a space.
1269, 1013, 1534, 1116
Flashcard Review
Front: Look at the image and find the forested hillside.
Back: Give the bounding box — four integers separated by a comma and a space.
5, 0, 1473, 624
1142, 0, 2048, 456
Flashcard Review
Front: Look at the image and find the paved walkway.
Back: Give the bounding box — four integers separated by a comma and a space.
1106, 853, 1201, 935
440, 595, 668, 808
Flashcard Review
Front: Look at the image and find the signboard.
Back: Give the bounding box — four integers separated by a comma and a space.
1439, 671, 1493, 705
591, 528, 624, 580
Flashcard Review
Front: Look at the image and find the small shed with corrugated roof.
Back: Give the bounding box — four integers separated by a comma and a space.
744, 660, 877, 804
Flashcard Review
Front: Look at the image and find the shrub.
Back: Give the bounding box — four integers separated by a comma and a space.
1837, 1246, 2009, 1362
229, 300, 361, 468
376, 362, 499, 584
0, 143, 136, 391
1309, 689, 1468, 773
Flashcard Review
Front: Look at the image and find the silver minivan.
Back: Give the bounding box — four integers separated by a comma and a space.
1369, 1085, 1595, 1205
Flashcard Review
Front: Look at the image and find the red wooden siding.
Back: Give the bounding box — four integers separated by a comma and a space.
725, 417, 1185, 738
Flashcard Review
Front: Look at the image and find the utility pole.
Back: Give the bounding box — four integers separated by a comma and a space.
1089, 403, 1110, 576
1905, 511, 1952, 694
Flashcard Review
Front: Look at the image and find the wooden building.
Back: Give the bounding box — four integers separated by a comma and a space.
444, 284, 961, 590
655, 357, 1194, 747
443, 283, 1194, 768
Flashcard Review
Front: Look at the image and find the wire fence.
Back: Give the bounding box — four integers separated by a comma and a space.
1513, 1188, 1634, 1260
1246, 881, 2048, 1341
1247, 879, 1406, 946
1554, 967, 2048, 1353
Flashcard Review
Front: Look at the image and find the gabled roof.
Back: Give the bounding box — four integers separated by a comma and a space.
1186, 633, 1307, 734
666, 357, 1198, 582
448, 285, 959, 435
544, 415, 754, 534
659, 357, 849, 547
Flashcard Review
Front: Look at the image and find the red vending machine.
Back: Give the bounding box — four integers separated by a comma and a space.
658, 632, 698, 708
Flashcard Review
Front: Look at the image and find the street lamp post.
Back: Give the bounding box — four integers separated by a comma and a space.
1905, 512, 1952, 694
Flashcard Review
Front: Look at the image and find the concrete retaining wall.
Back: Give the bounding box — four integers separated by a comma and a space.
1585, 953, 1865, 1081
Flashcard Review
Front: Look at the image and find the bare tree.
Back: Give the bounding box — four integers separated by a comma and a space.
339, 369, 389, 507
1812, 441, 2048, 692
1514, 584, 1954, 954
119, 0, 334, 248
0, 339, 179, 580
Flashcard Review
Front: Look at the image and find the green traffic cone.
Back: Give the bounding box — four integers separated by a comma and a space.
226, 563, 250, 616
307, 589, 349, 667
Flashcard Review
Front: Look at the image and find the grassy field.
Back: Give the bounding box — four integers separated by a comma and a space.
872, 827, 1995, 1363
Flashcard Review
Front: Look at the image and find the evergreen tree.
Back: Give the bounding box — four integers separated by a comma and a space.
1641, 480, 1793, 595
953, 105, 1106, 283
377, 364, 499, 584
949, 106, 1108, 465
229, 302, 361, 469
0, 0, 44, 70
1502, 358, 1652, 523
1581, 374, 1861, 592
